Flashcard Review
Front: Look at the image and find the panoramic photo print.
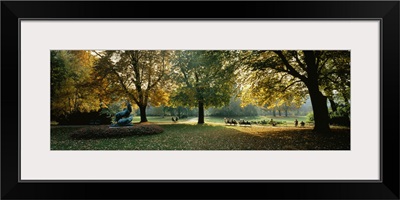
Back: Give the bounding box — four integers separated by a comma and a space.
51, 50, 350, 150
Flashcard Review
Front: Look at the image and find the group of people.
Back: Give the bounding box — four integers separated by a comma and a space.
224, 117, 238, 125
269, 119, 277, 126
171, 116, 179, 122
294, 119, 305, 127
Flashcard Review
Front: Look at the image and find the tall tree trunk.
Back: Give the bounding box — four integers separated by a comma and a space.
328, 98, 337, 112
307, 85, 331, 133
162, 106, 165, 118
278, 109, 281, 116
139, 105, 148, 123
273, 109, 276, 117
285, 107, 288, 117
303, 51, 331, 133
198, 101, 205, 124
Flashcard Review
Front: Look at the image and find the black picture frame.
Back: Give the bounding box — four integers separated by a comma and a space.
2, 1, 399, 199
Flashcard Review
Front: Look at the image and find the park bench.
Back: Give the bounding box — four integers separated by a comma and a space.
171, 116, 179, 122
238, 119, 251, 126
224, 118, 237, 125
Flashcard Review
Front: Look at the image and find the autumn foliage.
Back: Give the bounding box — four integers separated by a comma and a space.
51, 50, 350, 133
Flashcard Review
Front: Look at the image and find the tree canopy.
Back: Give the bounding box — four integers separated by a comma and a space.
51, 50, 350, 133
238, 50, 350, 133
93, 50, 172, 122
170, 50, 237, 124
51, 50, 99, 120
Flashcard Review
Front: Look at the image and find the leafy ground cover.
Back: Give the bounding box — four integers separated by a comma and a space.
70, 124, 164, 140
51, 122, 349, 150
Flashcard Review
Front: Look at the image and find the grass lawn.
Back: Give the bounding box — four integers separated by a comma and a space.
51, 122, 350, 150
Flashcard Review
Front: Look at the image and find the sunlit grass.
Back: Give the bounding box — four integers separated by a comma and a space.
51, 123, 350, 150
138, 115, 308, 126
202, 116, 308, 126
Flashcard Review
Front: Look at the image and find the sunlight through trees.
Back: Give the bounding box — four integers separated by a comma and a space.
51, 50, 350, 133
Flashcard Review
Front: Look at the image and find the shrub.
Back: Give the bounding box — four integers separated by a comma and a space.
306, 112, 314, 122
58, 110, 111, 125
330, 116, 350, 127
70, 124, 164, 140
305, 111, 350, 126
329, 106, 350, 127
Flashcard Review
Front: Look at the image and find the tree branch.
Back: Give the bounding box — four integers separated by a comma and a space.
282, 80, 302, 93
148, 52, 166, 89
319, 76, 340, 85
110, 66, 139, 104
92, 50, 104, 58
273, 51, 307, 83
291, 51, 307, 71
317, 57, 330, 74
180, 66, 192, 87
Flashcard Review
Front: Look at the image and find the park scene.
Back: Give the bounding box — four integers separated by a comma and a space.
51, 50, 350, 150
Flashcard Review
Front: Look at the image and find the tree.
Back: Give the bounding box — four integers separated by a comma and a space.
318, 51, 351, 113
51, 50, 99, 120
171, 50, 236, 124
239, 60, 307, 117
241, 50, 350, 133
94, 50, 172, 123
208, 97, 250, 117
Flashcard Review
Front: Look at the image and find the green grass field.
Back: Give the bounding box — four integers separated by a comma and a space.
51, 117, 350, 150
